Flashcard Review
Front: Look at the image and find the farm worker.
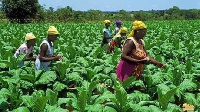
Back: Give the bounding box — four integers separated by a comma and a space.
116, 21, 166, 82
113, 20, 122, 35
14, 33, 36, 67
107, 27, 128, 54
35, 26, 62, 71
101, 20, 112, 47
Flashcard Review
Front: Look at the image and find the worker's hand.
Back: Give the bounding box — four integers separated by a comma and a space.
54, 56, 62, 61
157, 63, 166, 68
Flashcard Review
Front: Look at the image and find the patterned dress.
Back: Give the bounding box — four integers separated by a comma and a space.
116, 37, 146, 81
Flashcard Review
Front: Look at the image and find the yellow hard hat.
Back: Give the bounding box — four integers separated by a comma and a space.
120, 27, 128, 33
127, 21, 147, 38
25, 33, 36, 41
132, 21, 146, 30
104, 20, 111, 24
47, 26, 59, 35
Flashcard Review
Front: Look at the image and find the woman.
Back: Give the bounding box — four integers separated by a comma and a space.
101, 20, 112, 47
14, 33, 36, 67
35, 26, 62, 71
116, 21, 165, 82
107, 27, 128, 54
113, 20, 122, 35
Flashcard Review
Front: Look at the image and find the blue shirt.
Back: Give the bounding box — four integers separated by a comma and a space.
103, 28, 111, 43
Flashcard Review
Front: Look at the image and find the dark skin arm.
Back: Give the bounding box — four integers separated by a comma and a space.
121, 40, 147, 64
39, 43, 61, 62
23, 56, 36, 61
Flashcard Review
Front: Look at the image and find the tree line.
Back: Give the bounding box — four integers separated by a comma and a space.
0, 0, 200, 23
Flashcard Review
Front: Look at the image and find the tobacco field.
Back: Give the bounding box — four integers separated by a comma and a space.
0, 20, 200, 112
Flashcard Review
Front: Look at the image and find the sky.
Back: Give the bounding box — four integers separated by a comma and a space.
39, 0, 200, 11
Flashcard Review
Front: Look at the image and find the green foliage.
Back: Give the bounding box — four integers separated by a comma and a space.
12, 107, 30, 112
46, 89, 58, 105
77, 90, 87, 112
35, 71, 57, 85
33, 97, 48, 112
122, 76, 136, 89
0, 21, 200, 111
158, 87, 178, 110
2, 0, 39, 23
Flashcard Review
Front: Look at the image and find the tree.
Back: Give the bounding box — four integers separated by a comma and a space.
166, 6, 182, 20
55, 6, 74, 22
86, 10, 102, 21
34, 5, 45, 22
2, 0, 39, 23
133, 10, 148, 21
184, 9, 199, 20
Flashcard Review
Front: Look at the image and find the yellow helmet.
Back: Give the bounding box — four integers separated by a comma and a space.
25, 33, 36, 41
120, 27, 128, 33
127, 20, 146, 38
132, 20, 146, 31
47, 26, 59, 35
104, 20, 111, 24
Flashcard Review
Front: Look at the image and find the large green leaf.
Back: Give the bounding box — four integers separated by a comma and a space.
172, 68, 182, 86
186, 60, 192, 74
0, 98, 9, 111
77, 57, 89, 67
0, 88, 11, 99
149, 105, 162, 112
122, 76, 136, 89
53, 81, 67, 92
58, 98, 74, 107
176, 79, 197, 99
20, 80, 33, 89
127, 91, 150, 104
35, 71, 57, 85
33, 97, 48, 112
19, 73, 35, 83
21, 95, 34, 108
114, 80, 130, 112
32, 90, 45, 98
86, 104, 104, 112
86, 68, 96, 81
103, 106, 117, 112
45, 104, 69, 112
158, 87, 178, 110
77, 90, 87, 112
54, 61, 69, 79
88, 81, 97, 102
65, 72, 83, 83
94, 91, 115, 104
103, 66, 114, 74
46, 89, 58, 105
164, 103, 182, 112
12, 106, 30, 112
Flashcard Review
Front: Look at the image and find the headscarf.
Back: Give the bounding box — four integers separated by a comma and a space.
127, 21, 146, 38
114, 27, 128, 38
47, 26, 59, 35
25, 33, 36, 41
119, 27, 128, 34
104, 20, 111, 24
115, 20, 122, 25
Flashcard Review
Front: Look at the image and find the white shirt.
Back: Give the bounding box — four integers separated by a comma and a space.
14, 43, 33, 67
35, 40, 54, 71
14, 43, 33, 58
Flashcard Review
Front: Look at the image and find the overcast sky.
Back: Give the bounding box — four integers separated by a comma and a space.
39, 0, 200, 11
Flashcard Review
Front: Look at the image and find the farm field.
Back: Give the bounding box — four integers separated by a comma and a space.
0, 20, 200, 112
